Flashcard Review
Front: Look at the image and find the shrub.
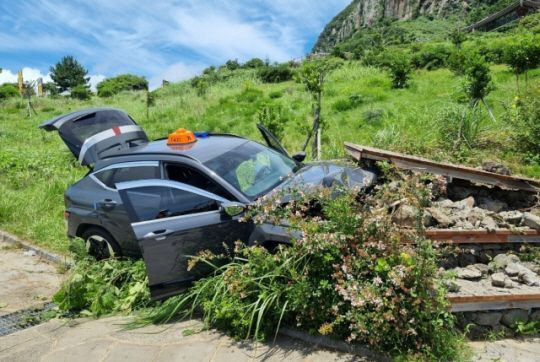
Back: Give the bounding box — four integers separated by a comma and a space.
0, 84, 19, 99
225, 59, 240, 71
244, 58, 265, 69
411, 44, 452, 70
387, 53, 412, 89
257, 105, 286, 141
136, 178, 463, 359
97, 74, 148, 97
54, 240, 150, 316
504, 36, 540, 91
436, 104, 485, 152
258, 64, 294, 83
463, 52, 492, 105
191, 76, 209, 96
362, 109, 385, 124
510, 92, 540, 164
448, 50, 467, 75
70, 84, 92, 100
332, 94, 363, 112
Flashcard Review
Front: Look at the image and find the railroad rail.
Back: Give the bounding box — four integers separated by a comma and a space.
344, 142, 540, 192
449, 293, 540, 312
425, 229, 540, 244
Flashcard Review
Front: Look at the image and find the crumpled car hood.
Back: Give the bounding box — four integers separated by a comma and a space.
275, 161, 377, 192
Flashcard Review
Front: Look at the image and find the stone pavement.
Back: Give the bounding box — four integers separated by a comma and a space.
0, 241, 63, 316
1, 315, 539, 362
0, 316, 368, 362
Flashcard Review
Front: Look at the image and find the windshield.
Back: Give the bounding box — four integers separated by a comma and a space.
204, 141, 297, 199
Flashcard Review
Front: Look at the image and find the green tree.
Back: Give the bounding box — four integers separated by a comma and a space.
50, 55, 89, 92
448, 27, 466, 49
0, 83, 18, 99
463, 53, 494, 121
243, 58, 264, 68
43, 82, 59, 96
297, 57, 341, 159
387, 53, 411, 89
504, 37, 540, 92
70, 84, 92, 100
96, 74, 148, 97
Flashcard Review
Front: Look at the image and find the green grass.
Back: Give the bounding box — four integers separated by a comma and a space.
0, 59, 538, 254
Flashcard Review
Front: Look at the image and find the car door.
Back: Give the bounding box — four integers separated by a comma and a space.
39, 108, 148, 166
257, 123, 290, 157
116, 179, 251, 300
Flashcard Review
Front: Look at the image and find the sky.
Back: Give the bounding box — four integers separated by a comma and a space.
0, 0, 349, 89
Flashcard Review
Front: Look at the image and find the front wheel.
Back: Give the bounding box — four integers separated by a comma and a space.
81, 227, 120, 260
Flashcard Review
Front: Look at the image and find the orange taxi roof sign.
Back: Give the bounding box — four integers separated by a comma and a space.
167, 128, 197, 145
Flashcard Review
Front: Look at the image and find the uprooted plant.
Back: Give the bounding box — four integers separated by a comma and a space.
134, 171, 465, 360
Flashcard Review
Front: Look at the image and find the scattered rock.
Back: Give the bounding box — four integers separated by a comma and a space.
489, 253, 520, 271
480, 216, 497, 232
504, 263, 526, 277
498, 211, 523, 226
501, 309, 529, 328
457, 266, 483, 280
482, 161, 511, 176
520, 272, 540, 286
391, 204, 417, 227
478, 197, 507, 213
473, 312, 502, 327
445, 280, 460, 293
426, 207, 453, 228
453, 196, 475, 210
522, 212, 540, 230
522, 262, 540, 275
491, 272, 515, 288
422, 210, 434, 227
472, 263, 489, 276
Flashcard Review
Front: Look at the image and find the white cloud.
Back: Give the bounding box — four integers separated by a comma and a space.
88, 75, 106, 91
1, 1, 351, 83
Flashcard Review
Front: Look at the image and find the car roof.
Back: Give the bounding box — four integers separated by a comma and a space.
95, 134, 250, 169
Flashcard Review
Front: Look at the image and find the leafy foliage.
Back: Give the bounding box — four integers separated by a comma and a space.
386, 53, 412, 89
70, 84, 92, 100
257, 105, 286, 141
243, 58, 265, 68
509, 91, 540, 164
49, 55, 89, 92
463, 52, 492, 104
436, 104, 485, 152
135, 175, 463, 359
0, 83, 18, 99
258, 64, 294, 83
97, 74, 148, 97
54, 240, 150, 316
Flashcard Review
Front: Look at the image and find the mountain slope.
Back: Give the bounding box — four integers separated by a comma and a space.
312, 0, 514, 53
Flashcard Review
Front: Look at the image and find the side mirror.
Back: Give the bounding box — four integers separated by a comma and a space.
221, 202, 246, 217
291, 151, 306, 163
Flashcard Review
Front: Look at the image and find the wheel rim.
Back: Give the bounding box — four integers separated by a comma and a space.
85, 235, 115, 259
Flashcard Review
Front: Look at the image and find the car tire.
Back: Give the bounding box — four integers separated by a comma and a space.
81, 227, 121, 260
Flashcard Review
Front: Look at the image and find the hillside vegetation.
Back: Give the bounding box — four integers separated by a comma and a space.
1, 13, 540, 254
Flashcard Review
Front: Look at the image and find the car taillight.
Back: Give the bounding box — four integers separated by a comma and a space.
64, 211, 70, 219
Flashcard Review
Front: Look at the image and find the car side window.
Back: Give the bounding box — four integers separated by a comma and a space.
165, 164, 235, 200
94, 166, 159, 189
121, 186, 220, 222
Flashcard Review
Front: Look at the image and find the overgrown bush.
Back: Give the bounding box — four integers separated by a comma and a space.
509, 91, 540, 164
244, 58, 265, 68
70, 84, 92, 100
387, 53, 412, 89
54, 240, 150, 316
463, 53, 492, 105
258, 64, 294, 83
97, 74, 148, 97
411, 44, 452, 70
257, 105, 286, 141
436, 104, 485, 152
136, 178, 464, 359
504, 36, 540, 91
0, 83, 19, 99
332, 94, 363, 112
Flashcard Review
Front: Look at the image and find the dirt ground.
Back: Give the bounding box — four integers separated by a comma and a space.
0, 241, 63, 316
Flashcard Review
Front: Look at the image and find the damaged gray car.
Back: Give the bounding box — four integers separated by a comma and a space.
40, 108, 376, 299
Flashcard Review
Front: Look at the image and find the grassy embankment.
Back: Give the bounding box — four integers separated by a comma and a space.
1, 57, 538, 254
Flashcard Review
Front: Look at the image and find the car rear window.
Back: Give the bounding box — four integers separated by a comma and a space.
94, 166, 159, 189
60, 111, 135, 145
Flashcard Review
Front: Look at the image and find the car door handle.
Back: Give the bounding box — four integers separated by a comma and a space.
143, 229, 173, 240
98, 199, 117, 210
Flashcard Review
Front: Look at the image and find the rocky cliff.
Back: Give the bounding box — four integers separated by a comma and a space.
312, 0, 505, 52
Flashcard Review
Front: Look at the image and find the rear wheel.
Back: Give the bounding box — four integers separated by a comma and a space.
81, 227, 121, 260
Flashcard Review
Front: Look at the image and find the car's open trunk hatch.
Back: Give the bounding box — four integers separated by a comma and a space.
39, 108, 148, 166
